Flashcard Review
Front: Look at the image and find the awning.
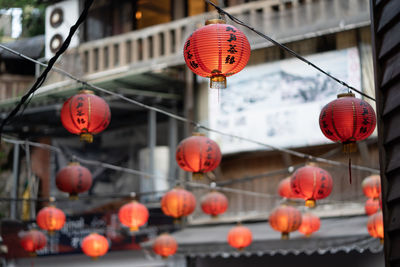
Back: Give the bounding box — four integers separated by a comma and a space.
168, 216, 382, 258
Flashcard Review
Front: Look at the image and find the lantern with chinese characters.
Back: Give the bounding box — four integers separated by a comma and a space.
298, 213, 320, 237
20, 230, 47, 256
290, 165, 333, 208
183, 19, 251, 89
365, 198, 380, 216
227, 224, 252, 250
362, 175, 381, 199
201, 191, 228, 218
367, 211, 384, 243
269, 205, 302, 240
176, 133, 222, 180
319, 93, 376, 152
36, 206, 66, 234
118, 201, 149, 232
153, 233, 178, 258
81, 233, 109, 259
56, 162, 92, 200
278, 177, 299, 199
161, 187, 196, 220
60, 90, 111, 143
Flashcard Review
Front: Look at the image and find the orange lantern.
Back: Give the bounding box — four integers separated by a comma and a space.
201, 191, 228, 218
227, 224, 252, 250
278, 177, 299, 199
36, 206, 66, 234
153, 233, 178, 258
290, 165, 333, 208
20, 230, 47, 255
269, 205, 302, 240
362, 175, 381, 199
365, 198, 380, 216
118, 201, 149, 232
367, 211, 384, 243
183, 19, 251, 89
60, 90, 111, 143
81, 233, 109, 259
298, 213, 320, 237
161, 187, 196, 219
56, 162, 93, 199
176, 133, 222, 180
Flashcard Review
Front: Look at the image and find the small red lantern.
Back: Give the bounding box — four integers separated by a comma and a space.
161, 187, 196, 219
36, 206, 66, 234
60, 90, 111, 143
298, 213, 320, 237
365, 198, 380, 216
183, 19, 251, 89
20, 230, 47, 255
201, 191, 228, 218
269, 205, 302, 240
176, 133, 222, 180
367, 211, 384, 243
278, 177, 299, 199
227, 224, 252, 250
290, 165, 333, 208
81, 233, 109, 259
319, 93, 376, 152
362, 175, 381, 199
153, 233, 178, 258
56, 162, 93, 199
118, 201, 149, 232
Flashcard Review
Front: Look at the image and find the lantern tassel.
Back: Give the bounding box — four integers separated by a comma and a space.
348, 151, 352, 184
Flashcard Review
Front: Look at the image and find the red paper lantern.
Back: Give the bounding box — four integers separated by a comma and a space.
118, 201, 149, 232
201, 191, 228, 217
365, 198, 380, 216
56, 162, 93, 199
319, 93, 376, 152
183, 19, 251, 89
176, 133, 221, 180
227, 224, 252, 250
81, 233, 109, 259
362, 175, 381, 199
161, 187, 196, 219
153, 233, 178, 258
278, 177, 299, 199
36, 206, 66, 234
367, 211, 384, 243
60, 90, 111, 143
269, 205, 302, 239
298, 213, 320, 237
20, 230, 47, 255
290, 165, 333, 208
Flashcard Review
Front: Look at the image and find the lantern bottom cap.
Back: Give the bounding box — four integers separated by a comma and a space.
210, 76, 227, 89
29, 252, 37, 257
305, 199, 316, 208
281, 233, 289, 240
69, 194, 79, 200
129, 226, 139, 232
342, 142, 357, 153
192, 172, 204, 180
380, 238, 384, 244
80, 132, 93, 143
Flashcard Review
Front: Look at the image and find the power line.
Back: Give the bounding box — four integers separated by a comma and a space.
204, 0, 376, 101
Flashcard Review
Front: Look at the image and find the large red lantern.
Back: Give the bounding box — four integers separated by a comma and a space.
60, 90, 111, 143
20, 230, 47, 255
36, 206, 66, 234
319, 93, 376, 152
152, 233, 178, 258
56, 162, 93, 199
81, 233, 109, 259
362, 175, 381, 199
290, 165, 333, 208
278, 177, 299, 199
269, 205, 302, 240
298, 213, 320, 237
118, 201, 149, 232
161, 187, 196, 219
201, 191, 228, 218
176, 133, 221, 180
227, 224, 252, 250
365, 198, 380, 216
183, 19, 251, 89
367, 211, 384, 243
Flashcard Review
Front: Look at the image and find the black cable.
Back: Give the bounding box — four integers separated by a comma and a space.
204, 0, 376, 102
0, 0, 95, 137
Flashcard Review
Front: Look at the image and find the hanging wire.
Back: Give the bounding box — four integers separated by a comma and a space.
204, 0, 376, 101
